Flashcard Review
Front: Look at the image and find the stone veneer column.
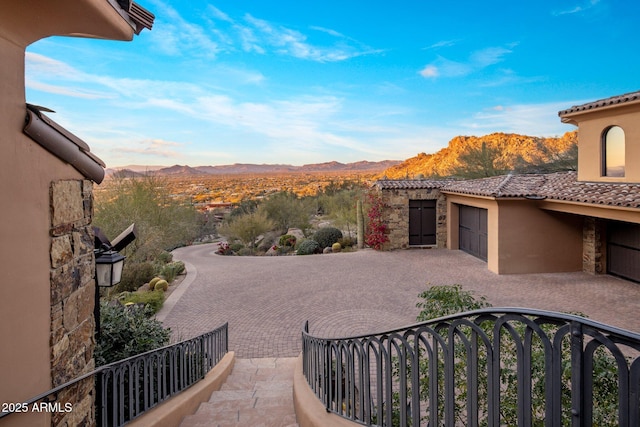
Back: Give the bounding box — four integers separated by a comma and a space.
583, 217, 605, 274
380, 188, 446, 250
49, 180, 96, 426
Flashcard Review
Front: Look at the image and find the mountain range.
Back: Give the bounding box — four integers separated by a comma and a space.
106, 160, 401, 178
106, 131, 579, 180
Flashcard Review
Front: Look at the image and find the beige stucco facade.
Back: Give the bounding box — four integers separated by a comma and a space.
0, 1, 140, 426
380, 91, 640, 279
561, 101, 640, 183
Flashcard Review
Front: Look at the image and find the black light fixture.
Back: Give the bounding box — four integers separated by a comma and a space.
95, 250, 126, 287
93, 223, 136, 287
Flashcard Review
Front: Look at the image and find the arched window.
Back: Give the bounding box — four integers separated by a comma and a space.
602, 126, 625, 177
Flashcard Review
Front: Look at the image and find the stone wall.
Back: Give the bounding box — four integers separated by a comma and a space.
49, 180, 95, 426
583, 217, 605, 275
379, 188, 447, 250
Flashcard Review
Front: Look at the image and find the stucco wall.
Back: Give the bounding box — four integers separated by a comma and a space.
572, 103, 640, 183
446, 195, 584, 275
379, 188, 447, 250
0, 28, 95, 427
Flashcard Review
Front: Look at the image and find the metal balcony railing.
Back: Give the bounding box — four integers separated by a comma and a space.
0, 322, 228, 427
302, 309, 640, 426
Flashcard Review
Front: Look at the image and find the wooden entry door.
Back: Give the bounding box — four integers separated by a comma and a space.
409, 200, 437, 246
459, 205, 488, 261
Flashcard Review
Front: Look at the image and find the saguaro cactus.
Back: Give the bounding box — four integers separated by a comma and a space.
356, 199, 364, 249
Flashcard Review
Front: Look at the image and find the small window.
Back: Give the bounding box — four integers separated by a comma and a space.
602, 126, 625, 177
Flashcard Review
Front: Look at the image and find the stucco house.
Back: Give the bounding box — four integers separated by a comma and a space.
377, 90, 640, 282
0, 1, 152, 426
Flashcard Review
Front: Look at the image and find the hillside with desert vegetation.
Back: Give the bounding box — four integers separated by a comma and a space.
382, 131, 578, 179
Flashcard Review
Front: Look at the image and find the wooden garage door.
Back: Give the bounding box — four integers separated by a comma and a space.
409, 200, 436, 246
607, 221, 640, 283
459, 205, 488, 261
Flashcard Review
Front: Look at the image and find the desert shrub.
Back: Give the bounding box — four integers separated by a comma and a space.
219, 210, 274, 251
337, 236, 355, 248
94, 175, 201, 264
156, 251, 173, 264
118, 289, 165, 313
230, 242, 244, 253
161, 261, 185, 283
96, 301, 171, 366
216, 241, 233, 255
237, 247, 253, 256
382, 285, 621, 425
279, 234, 297, 247
296, 239, 320, 255
260, 191, 312, 232
113, 261, 155, 293
312, 227, 343, 249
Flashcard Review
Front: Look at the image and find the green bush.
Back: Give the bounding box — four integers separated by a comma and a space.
312, 227, 343, 249
337, 236, 355, 248
230, 242, 244, 253
156, 251, 173, 264
386, 285, 621, 426
161, 261, 185, 283
279, 234, 297, 247
119, 289, 165, 313
96, 301, 170, 366
113, 261, 155, 293
296, 239, 320, 255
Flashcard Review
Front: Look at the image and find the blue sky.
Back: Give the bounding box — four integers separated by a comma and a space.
25, 0, 640, 168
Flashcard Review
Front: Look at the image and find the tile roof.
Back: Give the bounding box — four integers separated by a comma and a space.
375, 179, 453, 190
441, 174, 547, 198
441, 171, 640, 209
538, 172, 640, 208
558, 90, 640, 117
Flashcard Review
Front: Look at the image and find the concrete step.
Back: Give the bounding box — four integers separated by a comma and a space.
180, 358, 299, 427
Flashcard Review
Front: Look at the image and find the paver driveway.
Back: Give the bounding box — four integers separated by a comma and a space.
157, 244, 640, 358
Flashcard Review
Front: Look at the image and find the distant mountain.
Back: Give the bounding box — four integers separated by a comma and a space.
106, 160, 400, 177
381, 131, 578, 179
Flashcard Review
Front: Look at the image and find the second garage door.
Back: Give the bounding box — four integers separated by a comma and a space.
607, 221, 640, 283
459, 205, 488, 261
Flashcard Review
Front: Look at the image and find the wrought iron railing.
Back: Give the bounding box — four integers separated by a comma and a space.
302, 309, 640, 426
0, 322, 228, 427
98, 322, 228, 426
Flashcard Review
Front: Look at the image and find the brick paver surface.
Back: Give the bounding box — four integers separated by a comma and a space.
158, 245, 640, 358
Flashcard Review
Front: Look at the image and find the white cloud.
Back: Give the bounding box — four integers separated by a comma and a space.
146, 1, 220, 57
119, 139, 185, 159
553, 0, 601, 16
419, 65, 439, 78
419, 44, 516, 79
460, 101, 577, 136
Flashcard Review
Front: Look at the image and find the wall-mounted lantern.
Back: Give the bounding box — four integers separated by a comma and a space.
95, 250, 126, 287
93, 223, 137, 289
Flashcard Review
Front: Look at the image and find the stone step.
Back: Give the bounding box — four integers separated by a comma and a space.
180, 358, 299, 427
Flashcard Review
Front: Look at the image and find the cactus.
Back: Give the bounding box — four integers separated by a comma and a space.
297, 239, 320, 255
148, 277, 162, 290
312, 227, 343, 248
155, 279, 169, 292
357, 199, 365, 249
